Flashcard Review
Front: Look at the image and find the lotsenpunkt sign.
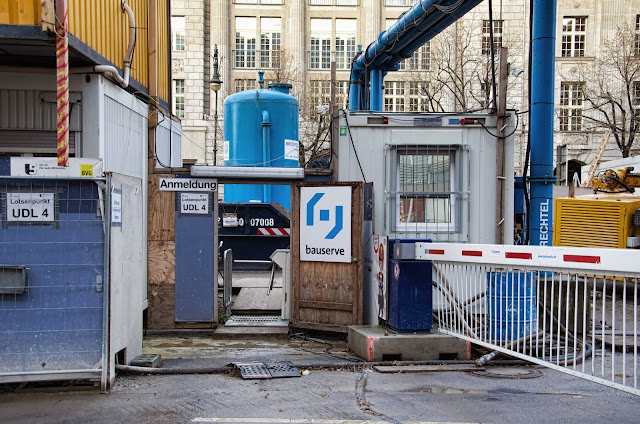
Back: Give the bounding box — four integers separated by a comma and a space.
300, 186, 351, 263
158, 178, 217, 192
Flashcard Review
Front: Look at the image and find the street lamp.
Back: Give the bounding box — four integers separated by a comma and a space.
209, 44, 223, 166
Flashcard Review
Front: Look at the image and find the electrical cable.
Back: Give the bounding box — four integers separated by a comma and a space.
478, 111, 520, 139
342, 111, 367, 183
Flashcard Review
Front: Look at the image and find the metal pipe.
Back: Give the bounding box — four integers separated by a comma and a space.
101, 174, 112, 392
262, 110, 271, 203
370, 70, 383, 111
527, 0, 556, 245
72, 1, 136, 89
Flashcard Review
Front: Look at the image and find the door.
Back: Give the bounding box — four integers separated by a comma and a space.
291, 182, 363, 332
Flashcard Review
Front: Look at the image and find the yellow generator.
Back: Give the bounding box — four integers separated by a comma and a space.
553, 168, 640, 248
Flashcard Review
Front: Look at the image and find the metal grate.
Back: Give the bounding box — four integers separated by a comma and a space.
228, 315, 281, 322
265, 362, 300, 378
233, 362, 271, 379
225, 315, 288, 327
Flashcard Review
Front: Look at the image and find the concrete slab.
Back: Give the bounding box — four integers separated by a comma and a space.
348, 325, 470, 362
213, 326, 289, 339
232, 287, 282, 312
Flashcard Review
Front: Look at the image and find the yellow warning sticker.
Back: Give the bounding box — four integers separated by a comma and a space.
80, 164, 94, 177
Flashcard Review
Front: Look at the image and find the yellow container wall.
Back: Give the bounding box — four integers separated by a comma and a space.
68, 0, 149, 88
2, 1, 170, 104
157, 0, 169, 102
0, 0, 41, 25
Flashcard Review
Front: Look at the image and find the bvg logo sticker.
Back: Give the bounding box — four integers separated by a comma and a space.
300, 186, 352, 263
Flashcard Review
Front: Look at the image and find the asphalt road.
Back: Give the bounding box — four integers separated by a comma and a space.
1, 365, 638, 424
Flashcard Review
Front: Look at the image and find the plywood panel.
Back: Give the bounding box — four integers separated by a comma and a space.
147, 284, 175, 329
148, 174, 175, 241
148, 241, 175, 285
292, 182, 364, 333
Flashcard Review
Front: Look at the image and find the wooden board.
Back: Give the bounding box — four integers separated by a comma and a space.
147, 284, 176, 329
148, 241, 175, 285
291, 182, 364, 333
373, 364, 485, 373
231, 287, 283, 312
148, 174, 175, 241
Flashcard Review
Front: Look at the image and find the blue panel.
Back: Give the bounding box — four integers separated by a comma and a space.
0, 179, 104, 373
175, 193, 215, 322
387, 260, 433, 332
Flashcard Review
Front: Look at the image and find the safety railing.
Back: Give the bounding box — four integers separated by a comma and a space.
416, 242, 640, 396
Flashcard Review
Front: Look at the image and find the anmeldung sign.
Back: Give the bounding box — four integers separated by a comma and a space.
180, 193, 209, 215
7, 193, 54, 222
158, 178, 217, 192
300, 186, 351, 263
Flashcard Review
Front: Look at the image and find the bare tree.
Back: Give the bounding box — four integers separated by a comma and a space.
263, 49, 331, 168
572, 25, 640, 158
404, 13, 524, 113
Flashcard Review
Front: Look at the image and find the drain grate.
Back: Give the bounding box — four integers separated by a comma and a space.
233, 362, 271, 379
224, 315, 288, 327
232, 362, 300, 379
228, 315, 281, 322
265, 362, 300, 378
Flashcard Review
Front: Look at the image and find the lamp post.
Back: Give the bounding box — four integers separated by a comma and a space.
209, 44, 223, 166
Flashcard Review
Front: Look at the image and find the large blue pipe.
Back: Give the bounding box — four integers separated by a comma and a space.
349, 0, 483, 110
528, 0, 556, 246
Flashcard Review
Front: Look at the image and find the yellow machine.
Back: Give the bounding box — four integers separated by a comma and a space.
553, 167, 640, 249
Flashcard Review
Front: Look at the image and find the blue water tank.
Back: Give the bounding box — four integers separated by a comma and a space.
223, 82, 299, 210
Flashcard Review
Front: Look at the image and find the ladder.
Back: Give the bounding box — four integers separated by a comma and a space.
580, 129, 612, 188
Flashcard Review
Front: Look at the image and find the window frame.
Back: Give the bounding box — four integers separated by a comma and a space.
173, 79, 185, 119
481, 19, 503, 56
561, 17, 587, 58
393, 146, 458, 233
559, 81, 585, 132
171, 16, 185, 51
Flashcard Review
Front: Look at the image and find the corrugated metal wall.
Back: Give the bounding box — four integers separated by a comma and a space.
0, 0, 41, 25
1, 1, 170, 105
104, 95, 147, 180
68, 0, 149, 88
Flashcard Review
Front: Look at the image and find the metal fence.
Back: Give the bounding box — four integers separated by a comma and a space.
417, 242, 640, 396
0, 178, 107, 386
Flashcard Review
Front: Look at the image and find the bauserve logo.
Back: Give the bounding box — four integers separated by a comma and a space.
306, 192, 343, 240
300, 186, 352, 263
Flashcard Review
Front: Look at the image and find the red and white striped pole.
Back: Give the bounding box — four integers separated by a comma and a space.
55, 0, 69, 167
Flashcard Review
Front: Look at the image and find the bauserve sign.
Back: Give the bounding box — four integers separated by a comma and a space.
300, 186, 351, 263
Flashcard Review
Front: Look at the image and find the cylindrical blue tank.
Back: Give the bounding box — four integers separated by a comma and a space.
223, 81, 299, 210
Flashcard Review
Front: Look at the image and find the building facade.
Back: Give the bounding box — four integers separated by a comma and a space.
173, 0, 640, 178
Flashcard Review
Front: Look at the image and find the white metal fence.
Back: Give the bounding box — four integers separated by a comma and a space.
416, 242, 640, 396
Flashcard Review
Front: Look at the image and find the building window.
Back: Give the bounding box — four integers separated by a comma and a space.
385, 0, 415, 5
234, 79, 256, 92
309, 0, 358, 5
310, 19, 332, 70
260, 18, 282, 69
480, 82, 491, 109
395, 146, 456, 230
335, 19, 356, 70
635, 15, 640, 55
408, 82, 429, 112
559, 82, 584, 131
235, 17, 257, 68
310, 80, 331, 114
562, 17, 586, 57
482, 20, 503, 55
309, 19, 356, 70
234, 0, 284, 4
173, 79, 185, 119
384, 81, 405, 112
172, 16, 185, 51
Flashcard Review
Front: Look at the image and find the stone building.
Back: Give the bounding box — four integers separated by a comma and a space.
171, 0, 640, 179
